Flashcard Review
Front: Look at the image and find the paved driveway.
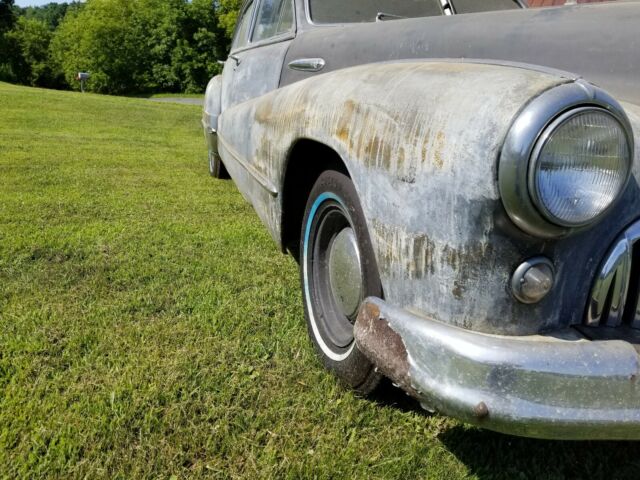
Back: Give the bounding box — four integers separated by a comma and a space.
149, 97, 203, 106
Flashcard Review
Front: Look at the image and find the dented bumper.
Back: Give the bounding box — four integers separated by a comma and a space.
354, 297, 640, 440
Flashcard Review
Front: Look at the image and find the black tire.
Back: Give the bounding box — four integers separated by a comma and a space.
209, 150, 229, 179
300, 170, 382, 395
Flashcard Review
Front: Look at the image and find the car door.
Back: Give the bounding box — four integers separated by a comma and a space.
282, 0, 448, 86
220, 0, 296, 111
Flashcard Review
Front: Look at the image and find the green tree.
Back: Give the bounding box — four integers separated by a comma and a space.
0, 0, 16, 81
0, 0, 14, 34
168, 0, 226, 92
18, 2, 72, 29
5, 16, 56, 86
3, 0, 237, 93
217, 0, 242, 40
51, 0, 182, 93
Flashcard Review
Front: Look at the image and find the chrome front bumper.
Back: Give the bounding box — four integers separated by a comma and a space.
202, 117, 217, 152
354, 297, 640, 440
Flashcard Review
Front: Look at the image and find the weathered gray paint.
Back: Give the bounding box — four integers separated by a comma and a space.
203, 75, 223, 130
210, 1, 640, 336
219, 61, 577, 335
284, 2, 640, 105
221, 40, 293, 110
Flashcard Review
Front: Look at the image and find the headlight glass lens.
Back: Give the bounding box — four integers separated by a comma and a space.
533, 109, 631, 226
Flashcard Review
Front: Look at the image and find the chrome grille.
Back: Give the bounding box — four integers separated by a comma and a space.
586, 220, 640, 329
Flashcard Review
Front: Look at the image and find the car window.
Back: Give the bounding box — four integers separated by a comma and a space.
308, 0, 442, 24
232, 1, 255, 50
528, 0, 618, 6
451, 0, 521, 13
252, 0, 294, 42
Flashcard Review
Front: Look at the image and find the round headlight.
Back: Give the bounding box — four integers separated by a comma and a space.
530, 108, 631, 227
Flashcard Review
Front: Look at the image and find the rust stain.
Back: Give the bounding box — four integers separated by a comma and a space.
419, 128, 432, 166
336, 99, 356, 144
361, 301, 381, 320
433, 131, 446, 169
380, 140, 392, 171
365, 136, 382, 164
397, 146, 406, 171
354, 302, 418, 398
337, 126, 350, 143
452, 281, 464, 300
442, 242, 491, 270
255, 101, 272, 124
254, 134, 272, 172
374, 221, 436, 279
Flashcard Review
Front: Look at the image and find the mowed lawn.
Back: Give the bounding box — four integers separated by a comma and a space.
1, 82, 639, 479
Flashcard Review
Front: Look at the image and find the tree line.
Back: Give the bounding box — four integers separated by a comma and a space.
0, 0, 242, 94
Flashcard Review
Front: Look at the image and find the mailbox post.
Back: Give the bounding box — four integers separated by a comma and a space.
76, 72, 90, 93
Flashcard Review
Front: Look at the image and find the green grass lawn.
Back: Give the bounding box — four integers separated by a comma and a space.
1, 81, 640, 479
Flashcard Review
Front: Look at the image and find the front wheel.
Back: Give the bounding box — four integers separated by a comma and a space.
300, 170, 382, 394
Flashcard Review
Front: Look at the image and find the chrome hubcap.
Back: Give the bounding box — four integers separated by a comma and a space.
328, 227, 363, 318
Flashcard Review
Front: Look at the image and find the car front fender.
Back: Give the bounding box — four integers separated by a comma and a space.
217, 60, 640, 335
203, 74, 223, 132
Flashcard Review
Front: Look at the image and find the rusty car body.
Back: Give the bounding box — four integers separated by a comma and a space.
202, 0, 640, 439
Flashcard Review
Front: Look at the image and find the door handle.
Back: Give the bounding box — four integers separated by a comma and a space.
229, 54, 241, 66
288, 58, 326, 72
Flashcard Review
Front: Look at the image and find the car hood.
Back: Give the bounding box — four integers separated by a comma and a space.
284, 1, 640, 106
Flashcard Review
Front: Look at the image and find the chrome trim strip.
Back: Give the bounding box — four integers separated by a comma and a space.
587, 237, 632, 326
440, 0, 454, 15
217, 134, 279, 197
587, 219, 640, 327
288, 57, 326, 72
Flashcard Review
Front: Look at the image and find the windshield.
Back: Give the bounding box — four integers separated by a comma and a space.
528, 0, 618, 5
308, 0, 443, 24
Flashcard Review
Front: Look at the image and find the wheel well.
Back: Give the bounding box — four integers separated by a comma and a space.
281, 139, 350, 262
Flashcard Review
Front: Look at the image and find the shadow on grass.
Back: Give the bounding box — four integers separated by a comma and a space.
368, 378, 428, 415
369, 383, 640, 479
438, 426, 640, 479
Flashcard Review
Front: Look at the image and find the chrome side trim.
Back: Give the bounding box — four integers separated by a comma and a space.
498, 80, 634, 239
217, 134, 279, 197
586, 219, 640, 327
355, 297, 640, 440
440, 0, 454, 15
288, 58, 326, 72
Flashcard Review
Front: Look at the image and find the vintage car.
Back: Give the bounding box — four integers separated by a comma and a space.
202, 0, 640, 439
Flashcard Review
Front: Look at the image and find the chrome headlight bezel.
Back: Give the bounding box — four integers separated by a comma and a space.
527, 106, 632, 228
499, 80, 634, 239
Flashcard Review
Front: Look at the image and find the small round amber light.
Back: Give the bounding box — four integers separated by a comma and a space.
511, 257, 555, 304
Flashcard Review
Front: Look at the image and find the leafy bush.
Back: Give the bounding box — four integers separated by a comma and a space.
4, 0, 242, 94
6, 16, 64, 87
